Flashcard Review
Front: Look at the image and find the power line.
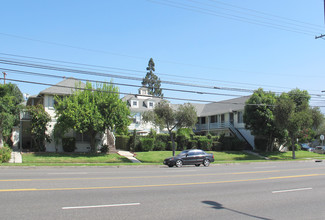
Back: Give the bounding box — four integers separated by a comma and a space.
0, 52, 307, 92
2, 68, 243, 98
189, 0, 323, 32
0, 58, 255, 93
148, 0, 318, 36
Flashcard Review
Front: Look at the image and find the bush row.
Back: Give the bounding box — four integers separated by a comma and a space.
0, 145, 12, 163
115, 132, 246, 152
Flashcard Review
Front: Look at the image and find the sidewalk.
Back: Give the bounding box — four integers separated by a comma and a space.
117, 150, 141, 163
9, 151, 22, 163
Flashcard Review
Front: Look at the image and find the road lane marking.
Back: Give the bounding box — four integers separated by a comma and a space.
254, 166, 276, 169
48, 172, 88, 175
272, 188, 313, 194
1, 173, 324, 192
1, 167, 324, 182
62, 203, 140, 210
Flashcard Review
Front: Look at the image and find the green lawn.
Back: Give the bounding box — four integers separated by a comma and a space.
21, 152, 130, 164
2, 150, 324, 167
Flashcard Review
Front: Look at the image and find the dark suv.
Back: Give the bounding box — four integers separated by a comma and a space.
163, 149, 214, 167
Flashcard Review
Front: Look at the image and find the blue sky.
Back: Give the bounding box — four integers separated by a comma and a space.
1, 0, 325, 109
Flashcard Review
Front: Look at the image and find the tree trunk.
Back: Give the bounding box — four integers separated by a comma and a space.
169, 131, 176, 156
291, 137, 296, 159
90, 131, 97, 153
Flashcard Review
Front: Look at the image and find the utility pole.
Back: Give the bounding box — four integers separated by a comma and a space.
316, 0, 325, 39
315, 34, 325, 39
2, 72, 7, 84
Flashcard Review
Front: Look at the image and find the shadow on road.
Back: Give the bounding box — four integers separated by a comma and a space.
202, 201, 272, 220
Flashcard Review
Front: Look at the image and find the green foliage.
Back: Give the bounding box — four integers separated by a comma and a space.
254, 136, 268, 151
197, 137, 213, 151
219, 135, 246, 151
177, 128, 194, 139
0, 145, 12, 163
156, 134, 169, 143
166, 141, 177, 151
153, 141, 166, 151
115, 135, 130, 151
142, 58, 163, 97
27, 104, 52, 152
100, 144, 109, 154
54, 81, 130, 153
188, 140, 198, 149
62, 137, 76, 152
176, 134, 189, 150
244, 88, 281, 151
212, 141, 223, 151
0, 83, 23, 145
139, 138, 154, 152
128, 130, 139, 152
142, 100, 197, 156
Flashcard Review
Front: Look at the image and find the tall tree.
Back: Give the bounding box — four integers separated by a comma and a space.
142, 100, 197, 156
27, 104, 52, 151
54, 82, 131, 152
0, 83, 23, 147
274, 89, 320, 159
142, 58, 163, 97
244, 88, 284, 151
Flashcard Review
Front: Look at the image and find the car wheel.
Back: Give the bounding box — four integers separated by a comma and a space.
168, 164, 174, 167
195, 164, 200, 167
175, 160, 183, 167
203, 159, 210, 167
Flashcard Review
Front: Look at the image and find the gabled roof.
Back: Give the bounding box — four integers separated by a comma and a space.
195, 96, 250, 117
39, 77, 86, 96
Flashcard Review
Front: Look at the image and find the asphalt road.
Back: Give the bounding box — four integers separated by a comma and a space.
1, 161, 325, 220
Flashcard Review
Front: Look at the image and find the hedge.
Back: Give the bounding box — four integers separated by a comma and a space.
0, 146, 12, 163
139, 138, 154, 152
62, 137, 76, 152
115, 135, 130, 151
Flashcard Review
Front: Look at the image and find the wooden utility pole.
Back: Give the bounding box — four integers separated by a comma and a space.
315, 34, 325, 39
2, 72, 7, 84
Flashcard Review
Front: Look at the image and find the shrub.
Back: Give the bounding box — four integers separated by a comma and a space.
198, 137, 213, 151
212, 141, 223, 151
220, 136, 246, 151
100, 144, 108, 153
62, 137, 76, 152
156, 134, 169, 143
128, 130, 139, 152
176, 134, 189, 150
188, 140, 198, 149
254, 137, 268, 151
0, 145, 12, 163
166, 141, 177, 151
153, 141, 166, 151
289, 143, 301, 151
139, 138, 154, 152
115, 135, 130, 151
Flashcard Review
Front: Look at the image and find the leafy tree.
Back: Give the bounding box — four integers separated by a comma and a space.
243, 88, 284, 151
274, 89, 321, 159
54, 82, 131, 153
142, 100, 197, 156
26, 104, 52, 151
0, 83, 23, 147
142, 58, 163, 97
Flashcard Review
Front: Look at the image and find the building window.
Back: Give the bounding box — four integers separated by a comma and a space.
220, 114, 225, 123
132, 100, 138, 107
201, 117, 206, 124
148, 101, 154, 108
237, 111, 244, 123
48, 96, 54, 109
210, 115, 218, 123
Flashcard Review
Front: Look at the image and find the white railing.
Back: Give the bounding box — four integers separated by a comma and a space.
20, 111, 31, 120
